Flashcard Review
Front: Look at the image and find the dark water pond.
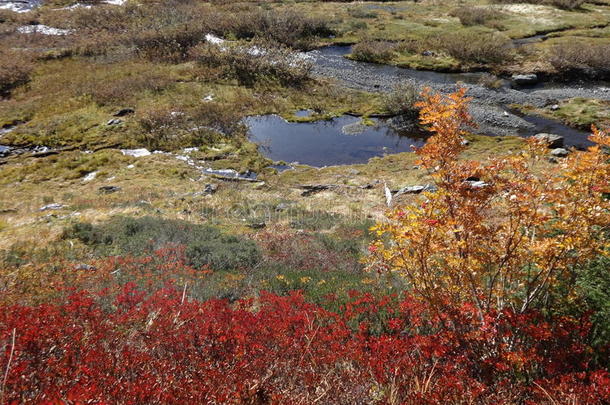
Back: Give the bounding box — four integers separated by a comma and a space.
246, 115, 425, 167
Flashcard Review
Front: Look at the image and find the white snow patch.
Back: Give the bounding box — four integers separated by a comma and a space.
205, 33, 225, 45
0, 2, 34, 13
82, 171, 97, 182
17, 25, 72, 35
121, 148, 151, 158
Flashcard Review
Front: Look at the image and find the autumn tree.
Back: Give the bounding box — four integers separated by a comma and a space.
367, 88, 610, 318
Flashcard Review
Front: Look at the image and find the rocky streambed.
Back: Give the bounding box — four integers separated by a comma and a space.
306, 45, 609, 145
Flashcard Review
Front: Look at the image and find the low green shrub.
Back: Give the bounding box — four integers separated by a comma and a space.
350, 40, 397, 63
0, 47, 33, 96
450, 6, 505, 27
436, 31, 514, 65
549, 41, 610, 78
64, 216, 262, 271
382, 81, 420, 117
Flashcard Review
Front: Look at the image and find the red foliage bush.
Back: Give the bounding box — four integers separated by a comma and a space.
1, 286, 608, 404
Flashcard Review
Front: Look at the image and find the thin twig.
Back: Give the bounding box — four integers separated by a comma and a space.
1, 328, 16, 404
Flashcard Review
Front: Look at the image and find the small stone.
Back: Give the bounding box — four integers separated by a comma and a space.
247, 222, 266, 229
113, 108, 135, 117
275, 202, 291, 212
106, 118, 122, 126
550, 104, 560, 111
98, 185, 122, 194
203, 183, 218, 194
550, 148, 569, 157
75, 263, 96, 271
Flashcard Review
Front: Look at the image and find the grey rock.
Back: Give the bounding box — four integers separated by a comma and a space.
550, 148, 569, 157
394, 184, 437, 197
113, 108, 135, 117
98, 185, 122, 194
550, 104, 560, 111
203, 183, 218, 194
75, 263, 96, 271
300, 184, 337, 197
107, 118, 122, 126
39, 203, 65, 211
533, 133, 564, 148
512, 74, 538, 86
247, 222, 266, 229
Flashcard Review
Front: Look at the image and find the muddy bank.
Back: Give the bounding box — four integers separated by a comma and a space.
308, 45, 609, 145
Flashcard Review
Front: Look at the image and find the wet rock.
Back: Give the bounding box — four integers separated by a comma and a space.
203, 183, 218, 194
533, 133, 564, 148
98, 185, 122, 194
511, 74, 538, 86
113, 108, 135, 117
550, 148, 569, 157
39, 203, 65, 211
107, 118, 122, 126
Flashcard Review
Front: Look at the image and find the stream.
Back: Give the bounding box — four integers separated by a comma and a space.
247, 45, 606, 166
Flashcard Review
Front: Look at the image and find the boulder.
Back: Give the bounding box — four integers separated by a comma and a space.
533, 133, 564, 148
550, 148, 569, 157
394, 184, 437, 197
113, 108, 135, 117
512, 74, 538, 86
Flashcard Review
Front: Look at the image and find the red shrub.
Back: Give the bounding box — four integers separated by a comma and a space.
0, 287, 607, 404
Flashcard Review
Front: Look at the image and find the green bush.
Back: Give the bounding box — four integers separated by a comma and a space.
577, 256, 610, 360
382, 81, 420, 117
450, 6, 505, 27
350, 40, 397, 63
0, 47, 33, 96
64, 216, 261, 271
436, 31, 514, 65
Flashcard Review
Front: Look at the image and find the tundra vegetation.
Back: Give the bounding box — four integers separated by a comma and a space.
0, 0, 609, 403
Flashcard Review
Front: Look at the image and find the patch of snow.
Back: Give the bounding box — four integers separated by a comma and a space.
126, 164, 135, 169
205, 33, 225, 45
82, 171, 97, 182
0, 1, 35, 13
56, 3, 92, 10
17, 25, 72, 35
102, 0, 126, 5
182, 147, 199, 154
202, 95, 214, 102
121, 148, 151, 158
